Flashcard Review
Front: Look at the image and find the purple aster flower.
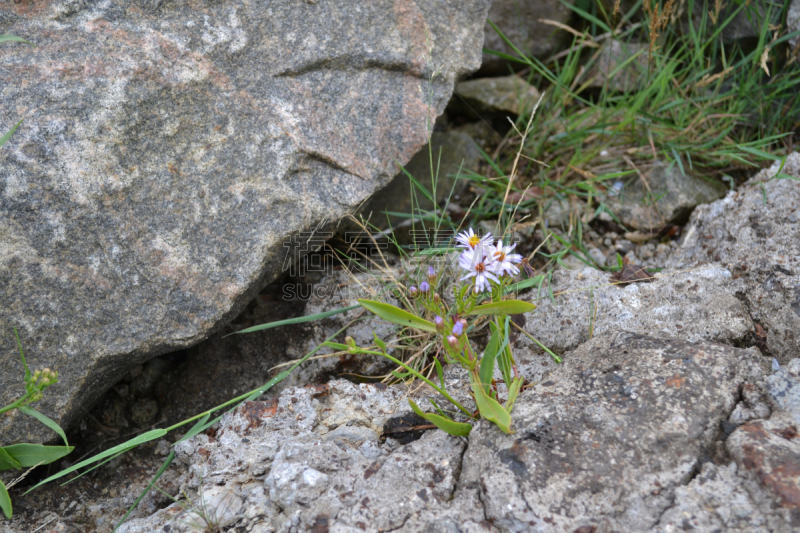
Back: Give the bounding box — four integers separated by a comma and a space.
458, 244, 500, 294
420, 281, 430, 293
488, 240, 523, 276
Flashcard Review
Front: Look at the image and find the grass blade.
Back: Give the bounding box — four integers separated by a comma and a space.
0, 35, 33, 46
25, 429, 167, 493
0, 120, 23, 151
226, 304, 359, 336
464, 300, 536, 316
114, 451, 175, 531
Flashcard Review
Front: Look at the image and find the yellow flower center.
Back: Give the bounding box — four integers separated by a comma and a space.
494, 250, 506, 261
475, 262, 485, 272
468, 234, 481, 248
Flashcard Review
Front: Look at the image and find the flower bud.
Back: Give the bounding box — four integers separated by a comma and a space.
345, 336, 357, 353
452, 321, 464, 337
434, 315, 444, 332
409, 286, 419, 298
427, 265, 436, 284
433, 292, 441, 303
446, 335, 459, 349
420, 281, 430, 294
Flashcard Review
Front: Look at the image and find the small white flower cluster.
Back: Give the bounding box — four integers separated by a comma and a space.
456, 228, 522, 293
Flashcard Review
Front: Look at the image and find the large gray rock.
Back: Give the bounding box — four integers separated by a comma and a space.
461, 331, 766, 532
668, 155, 800, 364
605, 162, 728, 231
451, 75, 540, 120
0, 0, 491, 443
519, 264, 753, 356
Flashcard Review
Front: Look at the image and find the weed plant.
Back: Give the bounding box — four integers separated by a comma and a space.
0, 331, 72, 520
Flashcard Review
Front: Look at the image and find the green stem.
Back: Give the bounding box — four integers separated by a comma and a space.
510, 320, 562, 363
0, 392, 32, 416
358, 349, 474, 417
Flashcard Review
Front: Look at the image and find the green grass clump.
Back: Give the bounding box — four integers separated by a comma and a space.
463, 0, 799, 268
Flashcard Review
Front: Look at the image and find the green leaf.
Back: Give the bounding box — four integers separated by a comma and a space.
0, 479, 11, 519
2, 444, 73, 468
0, 120, 23, 151
479, 327, 500, 396
0, 35, 33, 46
408, 400, 472, 437
322, 341, 350, 351
504, 275, 544, 294
497, 317, 514, 388
18, 406, 69, 446
373, 333, 387, 353
463, 300, 536, 317
25, 428, 167, 493
391, 370, 411, 380
226, 304, 359, 336
0, 448, 22, 471
505, 377, 524, 413
434, 358, 445, 390
357, 300, 437, 333
471, 375, 513, 434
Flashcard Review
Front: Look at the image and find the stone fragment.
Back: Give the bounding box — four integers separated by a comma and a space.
0, 0, 491, 443
767, 358, 800, 425
668, 154, 800, 364
482, 0, 575, 74
518, 265, 753, 356
459, 331, 765, 532
605, 162, 728, 231
588, 40, 649, 92
452, 75, 541, 120
653, 462, 770, 533
727, 415, 800, 530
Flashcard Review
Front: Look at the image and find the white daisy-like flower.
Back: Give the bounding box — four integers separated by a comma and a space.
455, 228, 492, 250
488, 240, 523, 276
459, 244, 499, 293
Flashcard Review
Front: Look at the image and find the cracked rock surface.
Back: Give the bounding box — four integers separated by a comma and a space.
111, 329, 795, 533
116, 380, 486, 533
667, 154, 800, 365
460, 331, 765, 532
0, 0, 491, 442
